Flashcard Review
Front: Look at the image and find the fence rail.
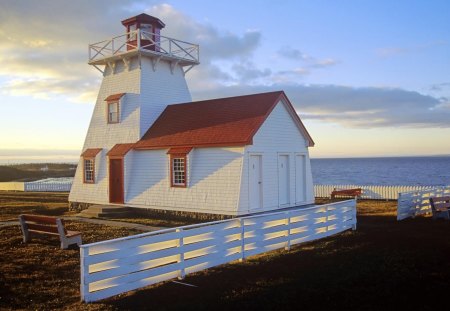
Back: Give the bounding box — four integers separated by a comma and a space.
0, 181, 72, 192
24, 182, 72, 192
314, 184, 435, 200
80, 199, 357, 302
397, 186, 450, 220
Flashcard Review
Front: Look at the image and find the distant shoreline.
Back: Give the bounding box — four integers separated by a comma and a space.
1, 154, 449, 165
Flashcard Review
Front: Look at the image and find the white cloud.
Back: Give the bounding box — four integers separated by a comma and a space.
190, 84, 450, 128
277, 46, 339, 69
1, 2, 448, 130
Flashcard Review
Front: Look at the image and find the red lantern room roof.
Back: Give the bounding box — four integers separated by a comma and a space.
121, 13, 165, 28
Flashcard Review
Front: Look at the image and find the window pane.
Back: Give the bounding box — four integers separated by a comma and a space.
172, 157, 185, 185
84, 159, 94, 182
108, 102, 119, 123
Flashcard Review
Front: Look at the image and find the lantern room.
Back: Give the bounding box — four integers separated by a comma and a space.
121, 13, 165, 51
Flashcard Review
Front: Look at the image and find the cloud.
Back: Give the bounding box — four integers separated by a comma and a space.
190, 84, 450, 128
231, 61, 271, 83
2, 2, 448, 130
430, 82, 450, 92
0, 2, 262, 103
277, 46, 339, 69
277, 47, 312, 61
376, 41, 448, 58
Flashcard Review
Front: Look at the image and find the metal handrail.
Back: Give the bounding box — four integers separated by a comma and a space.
88, 30, 199, 64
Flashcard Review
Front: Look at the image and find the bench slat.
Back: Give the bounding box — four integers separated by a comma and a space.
26, 223, 60, 234
21, 214, 58, 224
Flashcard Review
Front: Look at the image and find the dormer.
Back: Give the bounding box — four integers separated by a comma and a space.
121, 14, 165, 52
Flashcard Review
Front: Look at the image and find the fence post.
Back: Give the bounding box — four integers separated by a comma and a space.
285, 211, 291, 251
352, 199, 357, 230
176, 228, 185, 280
80, 247, 89, 302
239, 218, 245, 262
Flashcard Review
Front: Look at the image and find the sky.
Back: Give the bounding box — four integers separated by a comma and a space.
0, 0, 449, 162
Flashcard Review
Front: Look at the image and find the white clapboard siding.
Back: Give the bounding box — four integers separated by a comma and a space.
397, 186, 450, 220
80, 200, 357, 302
314, 184, 437, 200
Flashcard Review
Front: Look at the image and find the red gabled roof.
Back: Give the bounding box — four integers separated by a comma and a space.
81, 148, 102, 157
107, 143, 135, 157
134, 91, 314, 150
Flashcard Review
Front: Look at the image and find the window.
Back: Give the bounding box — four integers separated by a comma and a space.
167, 147, 192, 188
84, 158, 95, 183
140, 24, 153, 34
108, 101, 119, 123
129, 24, 137, 41
171, 156, 186, 187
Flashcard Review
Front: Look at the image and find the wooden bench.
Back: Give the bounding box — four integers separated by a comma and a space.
331, 188, 362, 199
429, 196, 450, 220
19, 214, 82, 249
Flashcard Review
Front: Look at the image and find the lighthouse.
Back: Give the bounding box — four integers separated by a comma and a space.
69, 13, 200, 207
69, 13, 314, 217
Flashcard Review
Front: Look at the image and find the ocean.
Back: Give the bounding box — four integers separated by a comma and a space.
311, 156, 450, 186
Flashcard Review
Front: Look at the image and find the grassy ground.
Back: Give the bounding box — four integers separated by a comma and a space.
0, 191, 75, 221
0, 163, 76, 182
0, 193, 449, 310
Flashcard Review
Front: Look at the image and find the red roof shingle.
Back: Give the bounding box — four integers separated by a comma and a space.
81, 148, 102, 157
107, 143, 135, 157
105, 93, 126, 102
134, 91, 313, 149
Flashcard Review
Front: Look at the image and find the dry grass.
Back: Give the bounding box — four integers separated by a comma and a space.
0, 191, 74, 221
1, 193, 450, 310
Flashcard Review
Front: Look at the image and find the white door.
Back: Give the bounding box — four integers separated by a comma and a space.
295, 154, 306, 203
278, 155, 290, 206
249, 155, 262, 210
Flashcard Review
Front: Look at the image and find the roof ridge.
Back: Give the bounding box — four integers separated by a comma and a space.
166, 90, 284, 108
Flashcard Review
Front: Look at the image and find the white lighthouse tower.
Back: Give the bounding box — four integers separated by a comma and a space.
69, 14, 199, 207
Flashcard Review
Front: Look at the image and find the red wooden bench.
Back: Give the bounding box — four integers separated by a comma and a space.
429, 196, 450, 220
19, 214, 82, 249
331, 188, 362, 199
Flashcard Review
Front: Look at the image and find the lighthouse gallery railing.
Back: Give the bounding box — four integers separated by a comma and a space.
88, 29, 199, 64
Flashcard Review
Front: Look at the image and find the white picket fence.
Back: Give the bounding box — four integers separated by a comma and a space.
397, 186, 450, 220
0, 179, 72, 192
314, 184, 434, 200
80, 199, 357, 302
23, 181, 72, 192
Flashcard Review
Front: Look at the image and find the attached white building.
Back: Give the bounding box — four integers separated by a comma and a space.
69, 13, 315, 216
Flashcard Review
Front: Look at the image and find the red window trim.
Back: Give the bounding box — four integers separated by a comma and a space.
107, 100, 120, 124
83, 157, 95, 184
170, 154, 187, 188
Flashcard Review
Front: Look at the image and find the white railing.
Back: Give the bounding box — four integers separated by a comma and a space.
0, 181, 72, 192
314, 184, 435, 200
24, 182, 72, 192
397, 186, 450, 220
80, 200, 357, 302
88, 29, 199, 64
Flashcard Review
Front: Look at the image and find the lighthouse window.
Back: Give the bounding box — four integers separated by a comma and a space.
140, 24, 153, 33
129, 24, 137, 40
108, 101, 119, 124
84, 158, 95, 183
